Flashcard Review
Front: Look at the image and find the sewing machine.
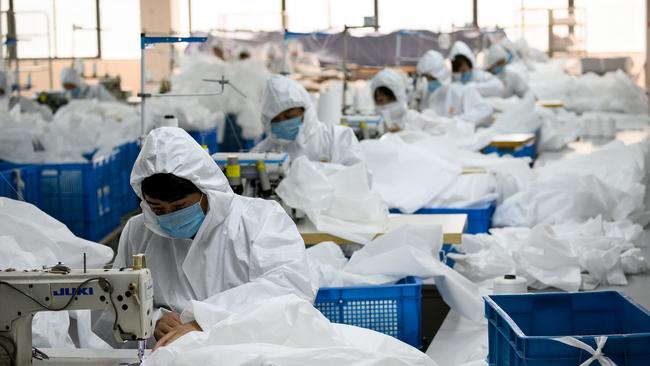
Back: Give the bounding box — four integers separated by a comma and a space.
213, 152, 289, 198
340, 115, 382, 140
0, 256, 153, 366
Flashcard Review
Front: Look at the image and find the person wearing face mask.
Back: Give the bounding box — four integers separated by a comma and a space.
60, 67, 116, 101
416, 50, 493, 127
485, 44, 529, 99
0, 71, 53, 119
448, 41, 504, 98
252, 74, 363, 166
94, 127, 314, 349
370, 68, 450, 134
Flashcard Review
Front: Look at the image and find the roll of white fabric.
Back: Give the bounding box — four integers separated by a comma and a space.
317, 88, 343, 125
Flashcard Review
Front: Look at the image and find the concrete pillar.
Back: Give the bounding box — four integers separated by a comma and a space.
140, 0, 180, 84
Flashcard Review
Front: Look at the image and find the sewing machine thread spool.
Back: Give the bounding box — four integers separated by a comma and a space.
493, 274, 527, 294
226, 156, 243, 195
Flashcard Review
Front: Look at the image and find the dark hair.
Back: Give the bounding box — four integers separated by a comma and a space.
141, 173, 201, 202
374, 86, 396, 101
451, 54, 472, 72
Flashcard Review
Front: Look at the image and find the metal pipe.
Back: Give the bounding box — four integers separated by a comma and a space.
342, 26, 348, 115
140, 33, 146, 139
472, 0, 478, 28
373, 0, 379, 31
95, 0, 102, 58
188, 0, 193, 33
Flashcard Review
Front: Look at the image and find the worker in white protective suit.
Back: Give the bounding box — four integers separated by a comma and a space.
371, 68, 488, 134
252, 75, 364, 166
449, 41, 504, 98
485, 44, 530, 98
415, 50, 493, 126
0, 71, 53, 119
96, 127, 314, 349
60, 67, 116, 101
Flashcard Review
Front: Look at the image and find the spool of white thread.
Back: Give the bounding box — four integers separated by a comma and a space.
493, 274, 528, 294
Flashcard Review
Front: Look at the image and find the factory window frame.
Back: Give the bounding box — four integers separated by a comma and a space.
3, 0, 101, 60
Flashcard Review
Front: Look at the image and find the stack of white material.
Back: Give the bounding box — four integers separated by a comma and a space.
0, 100, 140, 164
171, 54, 269, 140
0, 198, 114, 349
494, 140, 650, 227
145, 97, 222, 131
450, 216, 649, 292
530, 64, 649, 115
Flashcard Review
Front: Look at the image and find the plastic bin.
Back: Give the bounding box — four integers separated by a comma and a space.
484, 291, 650, 366
314, 276, 422, 348
36, 154, 122, 242
187, 127, 219, 154
0, 166, 41, 205
390, 200, 496, 234
116, 141, 140, 214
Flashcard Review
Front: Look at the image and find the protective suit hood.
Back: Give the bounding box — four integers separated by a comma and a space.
416, 50, 450, 82
485, 44, 508, 69
60, 67, 84, 89
261, 75, 319, 144
131, 127, 234, 237
449, 41, 476, 68
370, 68, 408, 104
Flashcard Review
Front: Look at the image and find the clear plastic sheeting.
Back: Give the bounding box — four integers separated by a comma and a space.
143, 294, 438, 366
276, 156, 389, 243
451, 216, 649, 291
0, 198, 114, 349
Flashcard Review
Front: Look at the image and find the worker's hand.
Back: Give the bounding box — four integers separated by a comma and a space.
153, 321, 202, 351
154, 312, 183, 340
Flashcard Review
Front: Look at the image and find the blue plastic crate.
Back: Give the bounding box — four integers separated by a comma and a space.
0, 166, 41, 205
314, 277, 422, 348
485, 291, 650, 366
390, 200, 496, 234
483, 143, 537, 160
187, 127, 219, 154
116, 141, 140, 215
36, 154, 122, 242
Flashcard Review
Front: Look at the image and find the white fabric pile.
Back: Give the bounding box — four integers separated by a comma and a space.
361, 132, 533, 211
494, 140, 650, 227
530, 64, 649, 115
0, 100, 139, 164
307, 224, 484, 323
0, 198, 114, 349
145, 97, 223, 131
171, 55, 269, 139
276, 156, 389, 243
451, 216, 649, 292
143, 294, 437, 366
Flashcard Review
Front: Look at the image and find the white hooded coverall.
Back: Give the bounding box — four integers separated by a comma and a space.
60, 67, 117, 102
485, 44, 530, 99
416, 50, 493, 127
448, 41, 504, 98
252, 75, 363, 166
98, 127, 314, 346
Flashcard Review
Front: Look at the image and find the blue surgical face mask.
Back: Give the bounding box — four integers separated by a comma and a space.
271, 115, 302, 141
506, 52, 514, 64
492, 65, 505, 75
70, 87, 81, 98
155, 195, 205, 239
452, 71, 472, 84
427, 80, 442, 94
